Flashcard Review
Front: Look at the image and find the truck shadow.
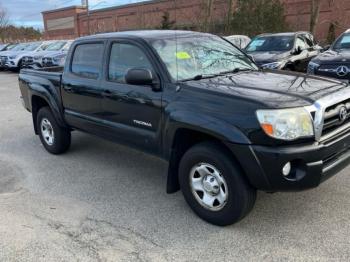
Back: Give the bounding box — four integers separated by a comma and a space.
68, 132, 350, 231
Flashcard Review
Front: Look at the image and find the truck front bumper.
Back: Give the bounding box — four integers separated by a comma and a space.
228, 131, 350, 192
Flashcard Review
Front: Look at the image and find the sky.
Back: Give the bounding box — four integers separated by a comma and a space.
0, 0, 145, 30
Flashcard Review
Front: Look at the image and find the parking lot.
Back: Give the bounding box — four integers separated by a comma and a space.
0, 70, 350, 261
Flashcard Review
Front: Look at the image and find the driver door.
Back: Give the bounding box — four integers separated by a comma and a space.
99, 41, 163, 153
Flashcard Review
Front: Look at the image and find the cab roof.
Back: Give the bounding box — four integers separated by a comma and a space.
77, 30, 211, 41
256, 31, 310, 37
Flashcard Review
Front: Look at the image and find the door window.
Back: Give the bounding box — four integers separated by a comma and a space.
108, 43, 152, 83
71, 43, 104, 79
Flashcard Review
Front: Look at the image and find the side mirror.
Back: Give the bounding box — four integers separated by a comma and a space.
125, 68, 158, 88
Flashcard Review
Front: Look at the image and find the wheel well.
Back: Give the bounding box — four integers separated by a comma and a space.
166, 128, 238, 193
284, 62, 296, 71
31, 96, 49, 134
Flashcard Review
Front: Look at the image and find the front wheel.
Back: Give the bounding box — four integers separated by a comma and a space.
179, 142, 256, 226
37, 107, 71, 154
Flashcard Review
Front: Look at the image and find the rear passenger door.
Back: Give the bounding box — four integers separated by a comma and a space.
61, 41, 105, 134
100, 40, 163, 153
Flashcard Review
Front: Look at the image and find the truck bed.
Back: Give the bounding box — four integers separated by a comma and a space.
18, 67, 63, 113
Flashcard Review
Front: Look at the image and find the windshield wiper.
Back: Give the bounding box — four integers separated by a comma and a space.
220, 68, 254, 74
182, 73, 224, 82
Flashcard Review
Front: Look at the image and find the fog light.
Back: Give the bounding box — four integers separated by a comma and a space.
282, 162, 291, 176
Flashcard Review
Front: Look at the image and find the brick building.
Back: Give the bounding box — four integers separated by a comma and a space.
42, 0, 350, 42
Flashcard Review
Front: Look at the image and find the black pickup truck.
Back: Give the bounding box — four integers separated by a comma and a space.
18, 31, 350, 226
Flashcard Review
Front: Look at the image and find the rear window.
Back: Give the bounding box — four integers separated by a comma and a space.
71, 43, 104, 79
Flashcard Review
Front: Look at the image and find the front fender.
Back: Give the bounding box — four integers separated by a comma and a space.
163, 110, 251, 159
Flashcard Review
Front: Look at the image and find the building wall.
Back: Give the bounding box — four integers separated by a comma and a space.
282, 0, 350, 42
42, 0, 350, 42
43, 6, 87, 39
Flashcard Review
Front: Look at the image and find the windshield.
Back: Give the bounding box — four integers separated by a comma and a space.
333, 33, 350, 50
246, 35, 294, 52
6, 44, 17, 50
12, 43, 28, 51
25, 42, 42, 51
46, 41, 67, 51
149, 34, 257, 81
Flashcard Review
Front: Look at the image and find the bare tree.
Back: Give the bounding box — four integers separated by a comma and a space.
310, 0, 321, 34
225, 0, 234, 34
203, 0, 213, 32
0, 5, 9, 42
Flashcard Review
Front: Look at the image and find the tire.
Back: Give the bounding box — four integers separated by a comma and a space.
179, 142, 256, 226
36, 107, 71, 154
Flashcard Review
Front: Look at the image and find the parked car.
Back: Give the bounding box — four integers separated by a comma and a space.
19, 30, 350, 226
42, 52, 68, 67
0, 43, 16, 52
224, 35, 251, 49
41, 40, 73, 68
245, 32, 322, 72
308, 29, 350, 81
0, 43, 28, 69
22, 40, 73, 68
4, 41, 55, 71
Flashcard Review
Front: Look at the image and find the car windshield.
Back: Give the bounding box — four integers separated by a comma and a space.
149, 34, 258, 81
12, 43, 28, 51
24, 42, 42, 51
246, 35, 294, 52
6, 44, 17, 50
333, 33, 350, 50
46, 41, 67, 51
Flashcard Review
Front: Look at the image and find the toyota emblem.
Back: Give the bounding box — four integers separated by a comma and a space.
339, 106, 348, 122
336, 66, 349, 77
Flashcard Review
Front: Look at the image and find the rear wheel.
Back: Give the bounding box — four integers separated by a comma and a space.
179, 142, 256, 226
37, 107, 71, 154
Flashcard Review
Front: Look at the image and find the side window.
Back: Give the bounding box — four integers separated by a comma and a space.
108, 43, 152, 83
71, 43, 104, 79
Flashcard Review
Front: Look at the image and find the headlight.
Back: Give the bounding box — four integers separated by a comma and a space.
53, 55, 66, 65
9, 55, 17, 59
307, 61, 320, 74
262, 61, 283, 70
256, 108, 314, 140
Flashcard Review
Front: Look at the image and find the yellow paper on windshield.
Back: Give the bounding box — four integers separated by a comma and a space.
176, 51, 191, 59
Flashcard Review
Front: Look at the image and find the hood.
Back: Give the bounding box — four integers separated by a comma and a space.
4, 50, 30, 57
184, 70, 348, 108
22, 50, 55, 59
0, 50, 12, 56
313, 49, 350, 64
22, 51, 37, 58
249, 51, 291, 64
43, 50, 68, 58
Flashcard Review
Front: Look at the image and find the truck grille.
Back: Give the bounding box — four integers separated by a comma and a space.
322, 99, 350, 136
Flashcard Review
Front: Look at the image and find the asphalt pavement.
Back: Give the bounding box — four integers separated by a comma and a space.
0, 71, 350, 261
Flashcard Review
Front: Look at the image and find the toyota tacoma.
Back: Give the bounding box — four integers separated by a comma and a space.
18, 31, 350, 226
